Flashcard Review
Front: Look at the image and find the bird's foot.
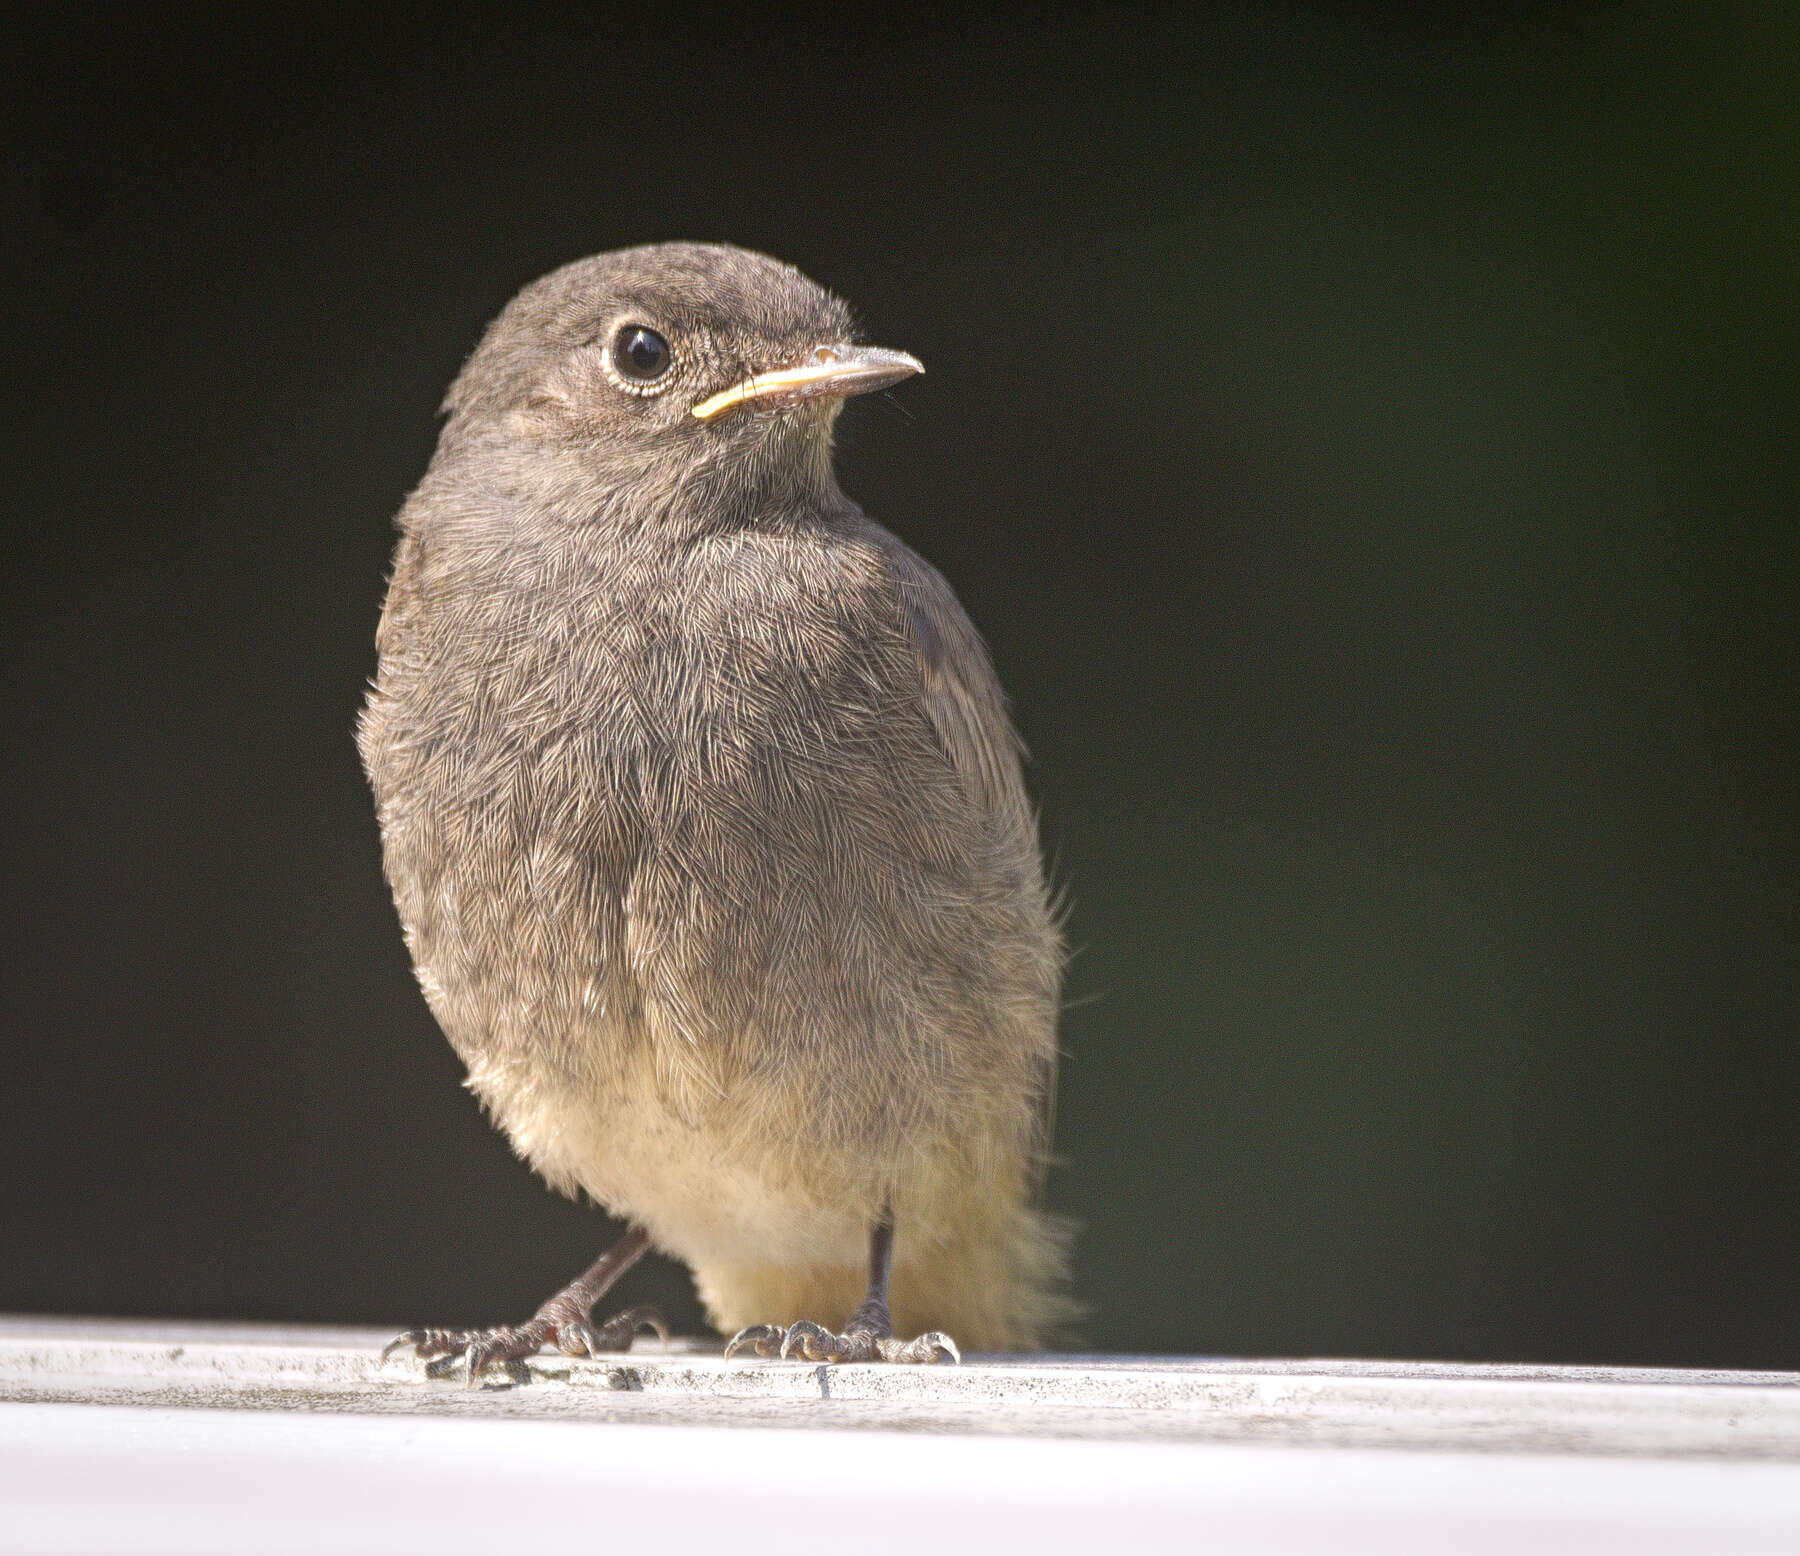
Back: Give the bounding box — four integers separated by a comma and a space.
383, 1301, 667, 1385
724, 1318, 959, 1365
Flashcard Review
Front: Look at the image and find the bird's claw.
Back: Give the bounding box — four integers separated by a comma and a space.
724, 1319, 959, 1365
882, 1330, 960, 1364
381, 1304, 667, 1385
380, 1325, 525, 1371
780, 1319, 873, 1362
724, 1323, 788, 1360
556, 1305, 669, 1357
461, 1321, 553, 1384
381, 1329, 428, 1364
557, 1318, 601, 1357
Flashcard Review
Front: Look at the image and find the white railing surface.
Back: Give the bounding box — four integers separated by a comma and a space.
4, 1316, 1800, 1553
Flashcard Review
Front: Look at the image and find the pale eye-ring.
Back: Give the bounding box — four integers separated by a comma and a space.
609, 324, 672, 388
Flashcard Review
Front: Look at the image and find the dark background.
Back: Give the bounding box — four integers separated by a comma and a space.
6, 5, 1795, 1367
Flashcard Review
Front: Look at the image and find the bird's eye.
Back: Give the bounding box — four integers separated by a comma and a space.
610, 324, 672, 386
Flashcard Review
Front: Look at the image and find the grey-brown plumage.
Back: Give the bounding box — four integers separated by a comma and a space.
360, 243, 1072, 1371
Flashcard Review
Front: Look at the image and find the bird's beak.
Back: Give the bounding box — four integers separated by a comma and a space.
691, 345, 923, 421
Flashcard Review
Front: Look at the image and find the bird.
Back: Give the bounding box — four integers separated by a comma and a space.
359, 242, 1073, 1378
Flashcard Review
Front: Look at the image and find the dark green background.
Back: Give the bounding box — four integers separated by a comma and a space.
6, 6, 1795, 1365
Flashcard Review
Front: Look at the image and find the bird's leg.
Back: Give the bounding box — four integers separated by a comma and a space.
724, 1216, 960, 1365
384, 1225, 667, 1384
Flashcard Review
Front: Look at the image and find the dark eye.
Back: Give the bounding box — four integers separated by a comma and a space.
611, 324, 671, 384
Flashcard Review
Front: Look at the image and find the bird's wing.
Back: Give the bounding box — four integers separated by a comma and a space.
876, 529, 1062, 1193
876, 534, 1033, 832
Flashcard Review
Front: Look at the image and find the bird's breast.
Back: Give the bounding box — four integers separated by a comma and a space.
368, 529, 983, 1082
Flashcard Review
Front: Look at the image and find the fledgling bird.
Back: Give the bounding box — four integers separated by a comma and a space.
360, 243, 1072, 1375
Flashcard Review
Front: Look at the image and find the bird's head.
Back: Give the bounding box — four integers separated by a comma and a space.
437, 243, 921, 521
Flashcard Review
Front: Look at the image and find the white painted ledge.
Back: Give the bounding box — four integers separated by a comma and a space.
5, 1317, 1800, 1554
